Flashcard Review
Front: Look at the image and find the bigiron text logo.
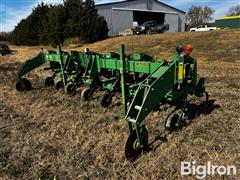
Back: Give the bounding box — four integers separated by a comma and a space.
181, 161, 237, 179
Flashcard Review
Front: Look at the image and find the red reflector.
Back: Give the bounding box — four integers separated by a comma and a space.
184, 44, 193, 55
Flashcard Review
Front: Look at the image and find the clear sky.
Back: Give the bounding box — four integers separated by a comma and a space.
0, 0, 239, 32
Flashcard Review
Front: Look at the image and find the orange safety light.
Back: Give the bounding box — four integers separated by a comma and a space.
184, 44, 193, 55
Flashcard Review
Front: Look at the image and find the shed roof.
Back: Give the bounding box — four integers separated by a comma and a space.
217, 15, 240, 20
96, 0, 186, 14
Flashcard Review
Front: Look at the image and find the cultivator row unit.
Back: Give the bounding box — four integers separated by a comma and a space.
16, 44, 208, 160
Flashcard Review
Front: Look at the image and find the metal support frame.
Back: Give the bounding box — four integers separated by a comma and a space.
16, 44, 207, 160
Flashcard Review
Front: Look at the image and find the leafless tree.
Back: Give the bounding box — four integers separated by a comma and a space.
226, 5, 240, 16
187, 6, 215, 27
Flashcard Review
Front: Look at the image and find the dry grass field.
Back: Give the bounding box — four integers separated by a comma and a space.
0, 29, 240, 179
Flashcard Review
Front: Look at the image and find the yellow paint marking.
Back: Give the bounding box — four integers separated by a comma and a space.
179, 64, 183, 79
218, 16, 240, 20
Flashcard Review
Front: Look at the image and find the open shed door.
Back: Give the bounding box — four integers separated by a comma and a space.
133, 11, 165, 25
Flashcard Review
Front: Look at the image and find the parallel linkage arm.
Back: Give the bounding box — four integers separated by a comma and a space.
17, 53, 46, 80
124, 61, 177, 145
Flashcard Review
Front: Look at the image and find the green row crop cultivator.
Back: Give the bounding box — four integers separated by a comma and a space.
16, 44, 208, 160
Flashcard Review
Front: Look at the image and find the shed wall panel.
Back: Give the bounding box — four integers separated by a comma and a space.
165, 14, 178, 32
97, 9, 114, 36
112, 10, 133, 36
179, 14, 186, 32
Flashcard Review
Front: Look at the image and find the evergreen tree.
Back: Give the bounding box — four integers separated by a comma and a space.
80, 0, 109, 43
12, 18, 38, 45
12, 0, 109, 45
64, 0, 84, 38
0, 32, 12, 42
34, 3, 51, 44
12, 2, 50, 45
47, 5, 67, 46
64, 0, 108, 43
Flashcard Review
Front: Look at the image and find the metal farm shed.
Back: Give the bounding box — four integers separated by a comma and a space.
215, 16, 240, 29
96, 0, 186, 36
